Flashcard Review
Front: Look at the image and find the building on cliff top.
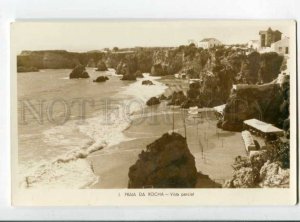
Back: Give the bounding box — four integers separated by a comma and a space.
247, 40, 259, 50
271, 36, 290, 55
247, 27, 289, 56
259, 27, 282, 48
198, 38, 223, 49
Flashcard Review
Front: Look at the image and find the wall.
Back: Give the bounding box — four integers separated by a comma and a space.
271, 37, 289, 55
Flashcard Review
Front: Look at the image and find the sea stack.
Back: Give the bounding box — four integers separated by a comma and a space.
128, 132, 197, 188
93, 76, 109, 82
69, 64, 90, 79
96, 61, 108, 71
146, 97, 160, 106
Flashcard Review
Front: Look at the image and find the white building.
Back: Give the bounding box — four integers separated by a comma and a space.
271, 37, 289, 55
198, 38, 222, 49
247, 40, 260, 50
188, 39, 198, 47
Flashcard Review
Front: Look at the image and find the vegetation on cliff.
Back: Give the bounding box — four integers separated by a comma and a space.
224, 139, 290, 188
219, 74, 289, 132
18, 46, 284, 104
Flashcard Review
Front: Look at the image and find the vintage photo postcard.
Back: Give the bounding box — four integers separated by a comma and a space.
11, 20, 297, 206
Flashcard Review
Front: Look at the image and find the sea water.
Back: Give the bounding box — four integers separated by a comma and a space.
17, 68, 167, 189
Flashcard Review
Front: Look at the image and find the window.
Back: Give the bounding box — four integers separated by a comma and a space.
278, 47, 282, 52
285, 47, 289, 54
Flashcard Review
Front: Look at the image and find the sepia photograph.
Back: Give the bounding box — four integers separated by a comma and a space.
10, 20, 297, 206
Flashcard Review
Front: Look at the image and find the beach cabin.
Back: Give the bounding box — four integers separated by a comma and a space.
188, 106, 199, 115
243, 118, 284, 140
241, 130, 257, 152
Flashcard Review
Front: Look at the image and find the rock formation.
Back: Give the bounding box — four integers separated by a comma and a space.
146, 97, 160, 106
220, 83, 285, 131
167, 91, 187, 106
195, 173, 221, 188
121, 74, 136, 81
159, 94, 167, 100
17, 48, 285, 113
87, 58, 96, 67
116, 57, 139, 81
142, 80, 154, 85
259, 160, 289, 188
96, 61, 108, 71
134, 70, 144, 78
226, 167, 257, 188
69, 65, 90, 79
93, 76, 109, 82
224, 140, 290, 188
128, 132, 197, 188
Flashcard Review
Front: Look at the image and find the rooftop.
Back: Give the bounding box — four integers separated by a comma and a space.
243, 118, 284, 135
200, 38, 219, 42
259, 27, 282, 34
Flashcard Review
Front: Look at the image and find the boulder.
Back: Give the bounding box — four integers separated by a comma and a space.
93, 76, 109, 82
135, 70, 144, 78
128, 132, 197, 188
167, 91, 187, 106
96, 61, 108, 71
249, 150, 269, 173
230, 167, 257, 188
259, 160, 289, 188
81, 71, 89, 78
231, 155, 251, 171
142, 80, 154, 85
69, 65, 90, 79
159, 94, 168, 101
121, 74, 136, 81
146, 97, 160, 106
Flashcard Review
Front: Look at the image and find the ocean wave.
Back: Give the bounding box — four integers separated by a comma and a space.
20, 109, 131, 189
19, 72, 167, 189
20, 98, 134, 189
121, 73, 168, 103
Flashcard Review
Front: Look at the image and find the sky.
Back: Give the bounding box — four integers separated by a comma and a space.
11, 20, 294, 53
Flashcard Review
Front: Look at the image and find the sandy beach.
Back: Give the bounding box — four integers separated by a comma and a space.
89, 99, 247, 188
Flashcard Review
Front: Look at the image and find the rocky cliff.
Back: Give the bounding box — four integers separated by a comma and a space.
69, 64, 89, 79
17, 47, 285, 107
17, 50, 106, 70
223, 139, 290, 188
219, 75, 289, 132
128, 132, 197, 188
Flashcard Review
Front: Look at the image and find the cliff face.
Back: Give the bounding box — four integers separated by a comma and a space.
219, 78, 289, 132
151, 49, 184, 76
17, 50, 105, 69
17, 47, 285, 107
221, 84, 281, 131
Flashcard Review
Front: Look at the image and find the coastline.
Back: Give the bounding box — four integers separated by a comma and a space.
88, 75, 247, 188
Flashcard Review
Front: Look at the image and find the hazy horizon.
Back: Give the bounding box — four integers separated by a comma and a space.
12, 20, 293, 53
